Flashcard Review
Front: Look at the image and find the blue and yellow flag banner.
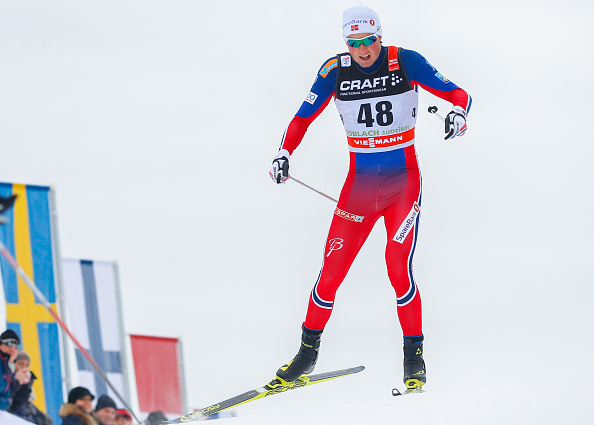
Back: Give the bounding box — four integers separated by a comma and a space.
0, 182, 63, 425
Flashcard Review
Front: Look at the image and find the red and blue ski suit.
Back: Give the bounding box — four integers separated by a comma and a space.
280, 46, 471, 337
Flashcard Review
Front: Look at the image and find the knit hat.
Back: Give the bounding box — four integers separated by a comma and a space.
68, 386, 95, 404
117, 409, 132, 419
15, 351, 30, 362
0, 329, 20, 345
95, 394, 117, 411
342, 5, 382, 38
145, 411, 167, 425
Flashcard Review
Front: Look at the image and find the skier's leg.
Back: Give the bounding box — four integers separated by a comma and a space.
302, 210, 379, 330
383, 166, 425, 388
277, 170, 381, 382
276, 211, 379, 382
383, 171, 422, 336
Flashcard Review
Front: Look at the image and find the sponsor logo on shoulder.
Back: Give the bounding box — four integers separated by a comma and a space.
305, 91, 318, 105
435, 72, 450, 83
341, 55, 351, 67
319, 58, 338, 78
389, 58, 400, 71
334, 207, 364, 223
393, 202, 420, 244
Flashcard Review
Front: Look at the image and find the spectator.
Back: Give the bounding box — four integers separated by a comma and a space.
0, 195, 16, 214
115, 410, 132, 425
144, 411, 166, 425
0, 195, 17, 224
9, 351, 34, 407
92, 395, 116, 425
59, 387, 97, 425
7, 351, 51, 425
1, 330, 20, 410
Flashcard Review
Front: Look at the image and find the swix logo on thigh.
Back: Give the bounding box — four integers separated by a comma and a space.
393, 202, 420, 244
326, 238, 344, 257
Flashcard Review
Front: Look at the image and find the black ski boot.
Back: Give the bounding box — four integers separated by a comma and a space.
403, 335, 426, 390
276, 326, 322, 383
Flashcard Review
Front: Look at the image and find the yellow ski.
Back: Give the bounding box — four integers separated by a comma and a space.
163, 366, 365, 423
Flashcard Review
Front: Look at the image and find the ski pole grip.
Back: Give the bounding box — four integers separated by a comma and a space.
428, 105, 445, 122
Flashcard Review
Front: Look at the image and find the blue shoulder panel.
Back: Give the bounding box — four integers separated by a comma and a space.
295, 56, 338, 119
399, 48, 460, 92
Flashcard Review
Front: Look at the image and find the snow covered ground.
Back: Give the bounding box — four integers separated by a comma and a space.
188, 267, 594, 424
1, 411, 33, 425
207, 371, 593, 424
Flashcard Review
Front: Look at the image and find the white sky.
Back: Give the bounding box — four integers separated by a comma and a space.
1, 0, 593, 417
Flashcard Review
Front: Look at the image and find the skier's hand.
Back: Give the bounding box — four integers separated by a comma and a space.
269, 149, 290, 184
444, 106, 468, 140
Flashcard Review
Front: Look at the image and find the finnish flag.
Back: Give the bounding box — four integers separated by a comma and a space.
61, 259, 129, 402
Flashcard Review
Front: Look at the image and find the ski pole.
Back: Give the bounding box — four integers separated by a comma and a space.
427, 105, 445, 122
288, 174, 338, 203
0, 238, 142, 424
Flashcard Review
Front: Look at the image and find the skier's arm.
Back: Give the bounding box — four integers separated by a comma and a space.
400, 48, 472, 114
269, 58, 337, 183
279, 57, 337, 154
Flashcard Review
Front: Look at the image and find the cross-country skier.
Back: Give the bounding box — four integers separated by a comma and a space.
269, 5, 471, 390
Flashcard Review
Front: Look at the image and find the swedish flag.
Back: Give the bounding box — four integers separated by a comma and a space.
0, 182, 64, 425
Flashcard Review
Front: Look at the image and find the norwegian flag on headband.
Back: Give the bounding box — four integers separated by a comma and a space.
351, 24, 359, 31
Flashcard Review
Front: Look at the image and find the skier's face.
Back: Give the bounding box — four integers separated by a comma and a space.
346, 32, 382, 67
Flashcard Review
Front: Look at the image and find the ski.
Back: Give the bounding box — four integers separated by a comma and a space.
163, 366, 365, 423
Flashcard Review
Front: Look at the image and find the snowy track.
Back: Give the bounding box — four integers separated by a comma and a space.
211, 372, 593, 425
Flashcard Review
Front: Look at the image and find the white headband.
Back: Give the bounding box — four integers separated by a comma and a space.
342, 5, 382, 38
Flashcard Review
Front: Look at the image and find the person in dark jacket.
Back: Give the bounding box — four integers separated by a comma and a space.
59, 387, 97, 425
7, 351, 52, 425
0, 330, 20, 410
8, 351, 34, 408
92, 395, 116, 425
0, 195, 17, 224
